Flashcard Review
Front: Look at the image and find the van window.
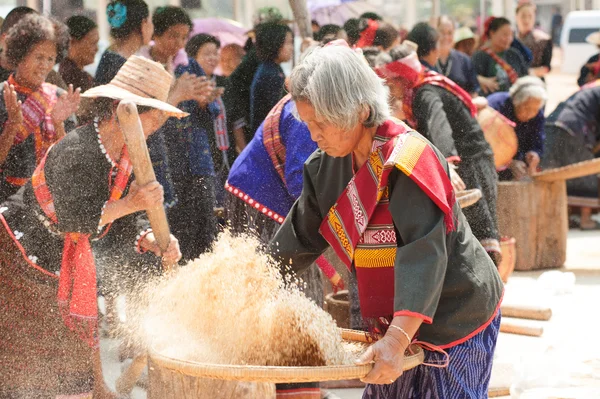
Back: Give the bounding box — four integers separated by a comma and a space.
569, 28, 600, 43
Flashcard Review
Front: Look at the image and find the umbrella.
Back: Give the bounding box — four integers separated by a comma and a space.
310, 1, 379, 26
174, 17, 248, 68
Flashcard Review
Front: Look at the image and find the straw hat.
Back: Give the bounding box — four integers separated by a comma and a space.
586, 30, 600, 46
82, 55, 187, 117
454, 26, 475, 44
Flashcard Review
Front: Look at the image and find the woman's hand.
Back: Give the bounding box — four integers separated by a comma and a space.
141, 232, 182, 265
529, 66, 549, 78
449, 166, 467, 192
51, 84, 81, 124
4, 84, 23, 125
472, 96, 488, 111
509, 159, 528, 181
525, 151, 540, 175
477, 75, 499, 95
169, 73, 214, 106
124, 180, 164, 213
356, 331, 407, 385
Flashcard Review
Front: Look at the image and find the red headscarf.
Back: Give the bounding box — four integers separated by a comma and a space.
357, 19, 379, 48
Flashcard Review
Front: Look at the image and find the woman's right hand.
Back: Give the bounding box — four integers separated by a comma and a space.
170, 73, 214, 106
125, 180, 164, 212
4, 84, 23, 126
510, 160, 528, 181
477, 76, 499, 95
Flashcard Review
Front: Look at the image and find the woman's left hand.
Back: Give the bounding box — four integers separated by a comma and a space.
52, 84, 81, 123
356, 332, 406, 385
142, 233, 182, 265
472, 96, 488, 111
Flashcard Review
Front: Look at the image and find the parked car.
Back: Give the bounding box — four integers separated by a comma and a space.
560, 10, 600, 74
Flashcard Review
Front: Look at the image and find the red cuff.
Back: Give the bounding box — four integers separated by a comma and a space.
446, 156, 461, 164
393, 310, 433, 324
135, 228, 153, 254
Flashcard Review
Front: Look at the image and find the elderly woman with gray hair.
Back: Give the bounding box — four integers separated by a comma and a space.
488, 76, 547, 180
268, 44, 503, 398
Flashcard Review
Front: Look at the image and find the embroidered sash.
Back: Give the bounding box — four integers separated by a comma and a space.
404, 69, 477, 129
31, 145, 133, 348
481, 46, 519, 85
262, 94, 292, 183
213, 96, 230, 172
319, 119, 456, 318
7, 75, 59, 164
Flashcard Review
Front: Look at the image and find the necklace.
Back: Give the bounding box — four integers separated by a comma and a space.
94, 117, 117, 168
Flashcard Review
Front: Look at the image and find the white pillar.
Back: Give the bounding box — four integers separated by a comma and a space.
491, 0, 503, 17
504, 0, 515, 24
168, 0, 180, 6
577, 0, 586, 9
405, 0, 417, 31
26, 0, 38, 11
593, 0, 600, 10
42, 0, 51, 15
431, 0, 441, 19
97, 0, 109, 44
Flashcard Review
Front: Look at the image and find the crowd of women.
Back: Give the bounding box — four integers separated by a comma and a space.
0, 0, 599, 397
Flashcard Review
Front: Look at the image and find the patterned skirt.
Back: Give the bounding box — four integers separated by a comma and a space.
0, 222, 94, 398
363, 312, 501, 399
458, 152, 501, 254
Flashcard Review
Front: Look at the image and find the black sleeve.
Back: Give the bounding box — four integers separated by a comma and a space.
268, 156, 329, 275
471, 51, 490, 77
388, 169, 447, 322
46, 144, 109, 234
578, 54, 599, 87
412, 88, 459, 159
541, 40, 553, 70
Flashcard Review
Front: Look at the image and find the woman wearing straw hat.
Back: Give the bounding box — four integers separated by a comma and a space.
0, 55, 183, 398
384, 30, 502, 263
0, 14, 80, 202
268, 43, 503, 399
577, 30, 600, 87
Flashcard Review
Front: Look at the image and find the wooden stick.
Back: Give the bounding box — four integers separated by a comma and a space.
116, 101, 173, 270
114, 101, 175, 395
488, 387, 511, 397
500, 318, 544, 337
500, 304, 552, 321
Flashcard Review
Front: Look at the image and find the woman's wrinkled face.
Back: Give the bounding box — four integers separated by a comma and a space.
139, 108, 168, 137
490, 24, 513, 52
17, 40, 57, 89
514, 97, 543, 122
438, 20, 455, 53
77, 28, 100, 67
277, 32, 294, 64
516, 6, 536, 34
195, 42, 220, 77
154, 24, 190, 58
296, 100, 362, 158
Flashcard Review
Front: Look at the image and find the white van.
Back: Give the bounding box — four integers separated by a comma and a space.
560, 10, 600, 74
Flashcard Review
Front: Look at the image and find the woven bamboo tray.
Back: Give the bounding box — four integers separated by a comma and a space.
149, 330, 424, 384
533, 158, 600, 182
457, 188, 482, 209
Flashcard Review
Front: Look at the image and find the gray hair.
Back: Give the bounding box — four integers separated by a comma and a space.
509, 76, 547, 107
289, 45, 390, 130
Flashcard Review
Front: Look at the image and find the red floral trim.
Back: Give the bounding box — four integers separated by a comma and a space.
393, 310, 433, 324
135, 228, 153, 254
225, 182, 286, 224
0, 213, 58, 279
275, 388, 321, 398
438, 289, 504, 349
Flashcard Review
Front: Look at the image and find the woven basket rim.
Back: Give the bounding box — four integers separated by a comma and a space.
149, 330, 425, 383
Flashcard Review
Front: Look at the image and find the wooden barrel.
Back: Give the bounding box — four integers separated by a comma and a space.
497, 180, 567, 270
476, 106, 518, 169
325, 291, 350, 329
